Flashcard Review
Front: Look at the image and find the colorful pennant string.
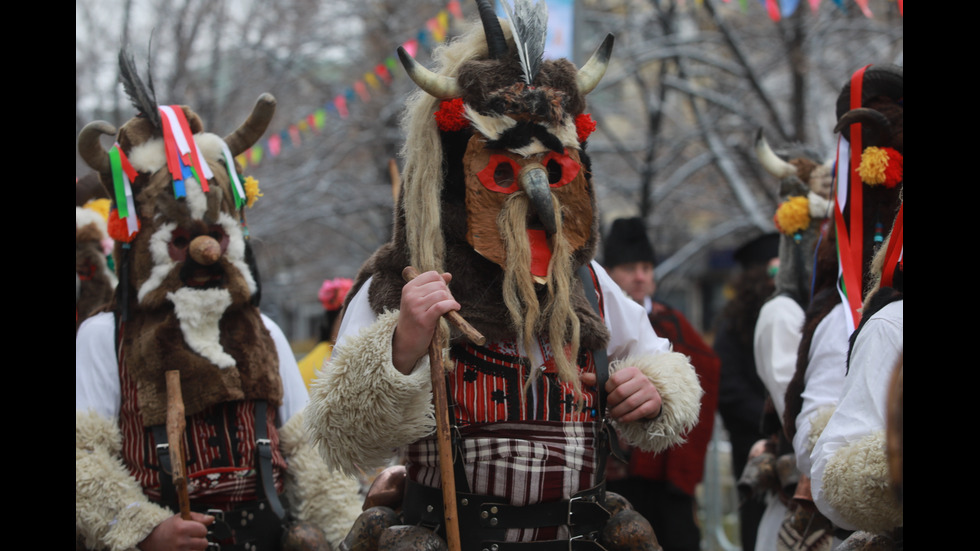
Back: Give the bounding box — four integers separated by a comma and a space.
219, 141, 247, 209
108, 143, 140, 237
159, 105, 213, 196
237, 0, 895, 169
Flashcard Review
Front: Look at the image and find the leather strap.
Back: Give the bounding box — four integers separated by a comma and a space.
150, 424, 178, 509
576, 265, 629, 478
253, 401, 286, 521
148, 401, 285, 522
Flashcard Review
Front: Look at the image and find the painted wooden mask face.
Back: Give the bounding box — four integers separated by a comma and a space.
463, 132, 593, 281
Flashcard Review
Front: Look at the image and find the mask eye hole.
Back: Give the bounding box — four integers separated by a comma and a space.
546, 158, 563, 185
477, 155, 522, 194
172, 229, 190, 250
543, 151, 581, 188
208, 226, 226, 242
494, 162, 516, 190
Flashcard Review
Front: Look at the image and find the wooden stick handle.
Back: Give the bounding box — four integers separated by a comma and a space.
165, 370, 192, 520
401, 265, 474, 551
401, 266, 486, 346
428, 337, 462, 551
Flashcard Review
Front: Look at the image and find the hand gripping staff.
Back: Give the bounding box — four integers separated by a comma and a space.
402, 266, 486, 551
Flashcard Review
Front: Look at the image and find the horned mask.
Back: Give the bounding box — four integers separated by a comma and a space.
394, 0, 613, 387
77, 51, 281, 425
399, 0, 610, 279
755, 131, 832, 306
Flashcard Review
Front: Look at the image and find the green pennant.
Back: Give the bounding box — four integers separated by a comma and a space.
108, 146, 129, 219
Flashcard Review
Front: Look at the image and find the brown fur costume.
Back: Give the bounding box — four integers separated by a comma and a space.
349, 17, 609, 356
79, 96, 281, 426
309, 6, 702, 488
76, 203, 116, 332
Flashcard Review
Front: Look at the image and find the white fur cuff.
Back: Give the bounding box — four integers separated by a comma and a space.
807, 405, 836, 455
823, 431, 903, 533
76, 410, 172, 551
305, 310, 435, 476
280, 412, 363, 548
610, 352, 702, 453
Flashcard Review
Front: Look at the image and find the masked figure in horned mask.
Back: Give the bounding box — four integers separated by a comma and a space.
306, 1, 702, 548
75, 52, 361, 551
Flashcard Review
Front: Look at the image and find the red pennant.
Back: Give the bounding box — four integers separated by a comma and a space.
375, 63, 392, 85
354, 80, 370, 102
448, 0, 463, 19
334, 95, 349, 119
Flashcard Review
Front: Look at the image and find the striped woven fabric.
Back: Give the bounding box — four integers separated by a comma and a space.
406, 338, 603, 541
118, 348, 287, 508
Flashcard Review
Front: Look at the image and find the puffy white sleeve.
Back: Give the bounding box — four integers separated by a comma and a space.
809, 301, 903, 533
593, 262, 702, 453
793, 304, 848, 478
595, 261, 671, 358
753, 296, 805, 420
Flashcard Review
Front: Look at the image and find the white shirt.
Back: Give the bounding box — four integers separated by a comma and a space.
810, 300, 903, 530
793, 303, 849, 478
754, 295, 805, 420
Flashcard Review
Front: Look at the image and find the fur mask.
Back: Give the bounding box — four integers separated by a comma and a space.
358, 2, 614, 389
78, 53, 281, 426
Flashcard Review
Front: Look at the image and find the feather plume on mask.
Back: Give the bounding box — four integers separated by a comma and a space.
500, 0, 548, 85
118, 48, 161, 129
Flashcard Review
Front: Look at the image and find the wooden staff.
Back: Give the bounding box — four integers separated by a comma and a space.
165, 370, 192, 520
388, 158, 402, 204
401, 266, 485, 551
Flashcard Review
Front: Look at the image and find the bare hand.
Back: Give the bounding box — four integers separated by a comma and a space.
581, 366, 662, 423
138, 512, 213, 551
392, 270, 459, 374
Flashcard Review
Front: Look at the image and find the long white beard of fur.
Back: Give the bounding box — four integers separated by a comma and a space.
167, 287, 236, 368
499, 194, 582, 397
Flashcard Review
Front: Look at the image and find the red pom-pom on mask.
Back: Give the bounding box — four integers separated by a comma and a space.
575, 113, 596, 144
108, 208, 140, 243
435, 98, 469, 132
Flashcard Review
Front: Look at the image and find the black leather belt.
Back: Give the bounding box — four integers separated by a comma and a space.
403, 479, 611, 550
188, 499, 284, 551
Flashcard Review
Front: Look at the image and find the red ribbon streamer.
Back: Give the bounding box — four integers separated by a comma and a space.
881, 204, 903, 289
836, 65, 870, 324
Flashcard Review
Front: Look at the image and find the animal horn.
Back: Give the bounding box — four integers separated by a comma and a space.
224, 93, 277, 157
519, 163, 558, 236
755, 129, 796, 179
834, 107, 891, 145
576, 34, 614, 95
397, 47, 462, 99
78, 121, 118, 175
476, 0, 509, 60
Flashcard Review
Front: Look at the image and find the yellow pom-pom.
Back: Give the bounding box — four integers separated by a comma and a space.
775, 196, 810, 235
858, 146, 890, 186
244, 176, 262, 208
84, 198, 112, 222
